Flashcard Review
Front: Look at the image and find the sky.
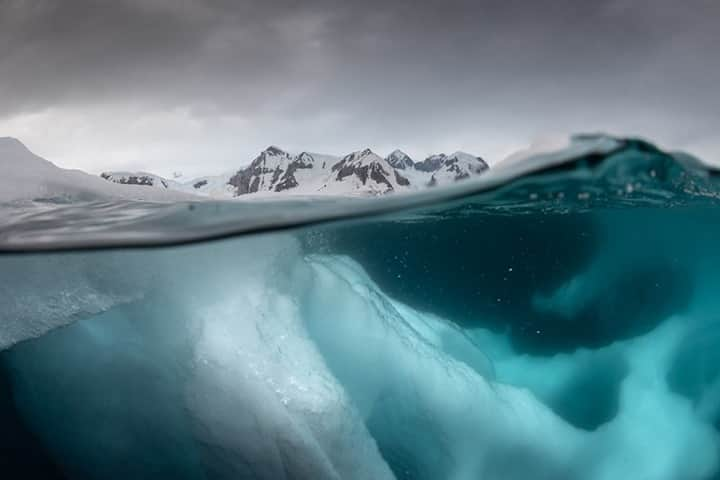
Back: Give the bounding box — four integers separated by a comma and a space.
1, 0, 718, 177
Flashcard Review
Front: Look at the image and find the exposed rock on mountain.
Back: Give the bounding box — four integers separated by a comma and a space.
428, 152, 489, 186
386, 150, 414, 170
99, 145, 489, 198
100, 172, 171, 189
330, 149, 407, 195
414, 154, 448, 172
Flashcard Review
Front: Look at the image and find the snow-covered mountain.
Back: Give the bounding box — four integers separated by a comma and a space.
414, 153, 447, 172
0, 137, 194, 204
226, 146, 338, 195
328, 148, 409, 195
386, 149, 414, 170
100, 172, 179, 189
428, 152, 489, 186
101, 146, 488, 198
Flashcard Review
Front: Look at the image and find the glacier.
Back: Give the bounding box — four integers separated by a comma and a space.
2, 136, 720, 479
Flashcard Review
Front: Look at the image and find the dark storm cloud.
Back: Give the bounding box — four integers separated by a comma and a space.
0, 0, 718, 170
0, 0, 325, 114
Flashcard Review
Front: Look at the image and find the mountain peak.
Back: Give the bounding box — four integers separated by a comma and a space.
0, 137, 54, 172
263, 145, 288, 156
331, 148, 399, 194
414, 153, 447, 172
387, 149, 414, 169
0, 137, 29, 152
340, 148, 382, 164
446, 151, 489, 170
448, 151, 484, 160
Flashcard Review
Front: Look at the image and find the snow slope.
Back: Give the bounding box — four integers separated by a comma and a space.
0, 138, 196, 204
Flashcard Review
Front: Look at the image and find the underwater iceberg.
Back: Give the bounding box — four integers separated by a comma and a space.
2, 135, 720, 479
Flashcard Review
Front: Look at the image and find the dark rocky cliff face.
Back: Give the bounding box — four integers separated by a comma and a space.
443, 156, 488, 180
228, 147, 292, 195
387, 151, 414, 170
394, 170, 410, 186
442, 158, 468, 180
331, 150, 396, 192
274, 153, 316, 192
228, 164, 261, 195
414, 154, 447, 172
420, 153, 489, 184
228, 148, 322, 195
100, 173, 168, 188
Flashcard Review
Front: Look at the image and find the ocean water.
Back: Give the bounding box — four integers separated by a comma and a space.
2, 136, 720, 479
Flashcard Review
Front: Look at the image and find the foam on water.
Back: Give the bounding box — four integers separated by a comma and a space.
2, 135, 720, 479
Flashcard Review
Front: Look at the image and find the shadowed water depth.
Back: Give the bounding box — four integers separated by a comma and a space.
2, 136, 720, 479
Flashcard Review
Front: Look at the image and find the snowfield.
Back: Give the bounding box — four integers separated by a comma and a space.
0, 137, 197, 204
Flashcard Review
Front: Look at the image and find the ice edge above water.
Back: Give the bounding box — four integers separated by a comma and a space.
2, 134, 717, 252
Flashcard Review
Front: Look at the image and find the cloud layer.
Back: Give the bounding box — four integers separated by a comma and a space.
1, 0, 718, 175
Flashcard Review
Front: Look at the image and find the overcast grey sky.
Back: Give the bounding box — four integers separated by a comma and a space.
1, 0, 718, 176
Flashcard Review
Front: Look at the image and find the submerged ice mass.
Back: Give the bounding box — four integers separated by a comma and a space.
2, 136, 720, 479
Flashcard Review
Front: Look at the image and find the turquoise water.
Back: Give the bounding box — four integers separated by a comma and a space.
2, 136, 720, 479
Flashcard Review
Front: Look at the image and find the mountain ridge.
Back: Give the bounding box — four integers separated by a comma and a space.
102, 145, 489, 197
